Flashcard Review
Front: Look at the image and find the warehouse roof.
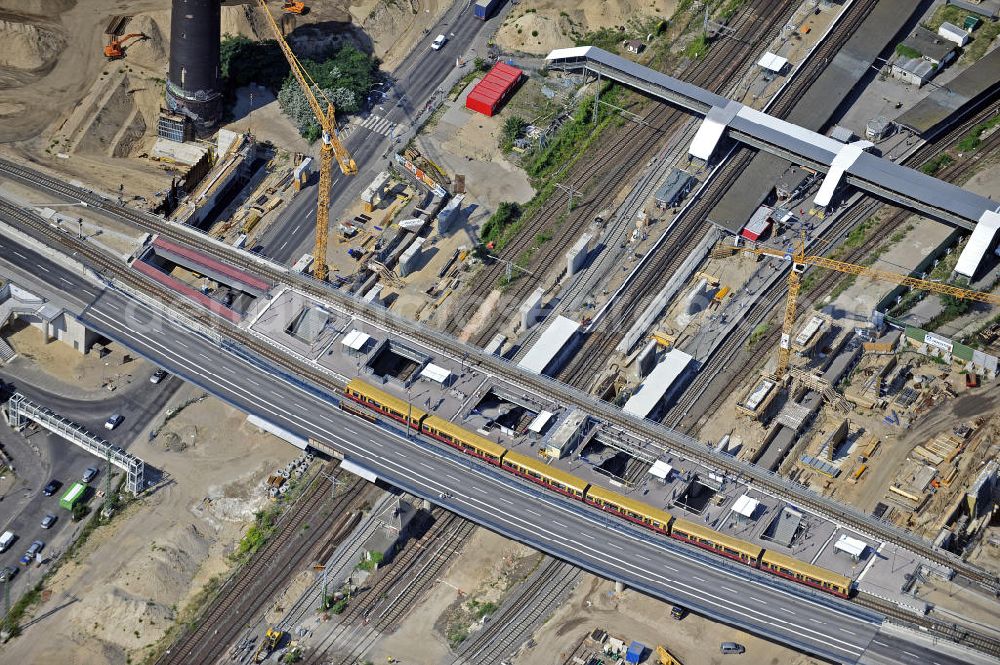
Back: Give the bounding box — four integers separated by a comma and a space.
623, 349, 692, 419
547, 44, 999, 239
896, 46, 1000, 136
518, 316, 580, 375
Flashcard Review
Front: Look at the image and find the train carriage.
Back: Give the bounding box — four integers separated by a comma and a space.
670, 517, 763, 565
759, 549, 852, 598
501, 450, 589, 498
343, 378, 428, 430
584, 484, 672, 534
422, 415, 506, 465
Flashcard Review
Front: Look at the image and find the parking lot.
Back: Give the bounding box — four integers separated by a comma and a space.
0, 362, 182, 604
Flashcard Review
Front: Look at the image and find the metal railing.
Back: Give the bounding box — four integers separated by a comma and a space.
7, 392, 146, 494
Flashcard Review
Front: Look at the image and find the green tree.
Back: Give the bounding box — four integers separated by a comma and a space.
940, 279, 973, 319
219, 35, 288, 93
499, 116, 528, 152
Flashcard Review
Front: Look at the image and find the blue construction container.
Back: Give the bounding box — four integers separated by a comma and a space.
473, 0, 502, 20
626, 641, 645, 664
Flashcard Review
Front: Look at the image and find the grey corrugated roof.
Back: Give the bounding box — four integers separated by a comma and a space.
848, 153, 995, 223
896, 46, 1000, 135
548, 42, 999, 230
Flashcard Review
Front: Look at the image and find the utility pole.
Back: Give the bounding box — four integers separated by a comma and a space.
103, 446, 113, 517
555, 183, 583, 212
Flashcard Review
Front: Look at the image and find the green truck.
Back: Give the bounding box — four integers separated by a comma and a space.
59, 482, 87, 511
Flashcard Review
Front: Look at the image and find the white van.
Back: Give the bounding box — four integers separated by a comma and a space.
0, 530, 15, 553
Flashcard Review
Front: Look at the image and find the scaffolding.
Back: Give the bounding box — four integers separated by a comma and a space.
5, 392, 146, 495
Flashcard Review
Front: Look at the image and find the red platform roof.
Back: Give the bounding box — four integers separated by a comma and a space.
133, 260, 242, 323
152, 237, 271, 293
466, 62, 523, 117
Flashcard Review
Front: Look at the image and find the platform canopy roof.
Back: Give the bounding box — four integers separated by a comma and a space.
341, 329, 371, 351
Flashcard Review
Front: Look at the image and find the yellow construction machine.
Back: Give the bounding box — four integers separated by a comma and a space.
282, 1, 306, 13
254, 627, 284, 663
656, 644, 683, 665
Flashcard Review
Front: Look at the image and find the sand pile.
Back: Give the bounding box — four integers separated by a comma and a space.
0, 18, 64, 70
119, 13, 167, 70
496, 11, 573, 55
0, 0, 75, 15
496, 0, 678, 54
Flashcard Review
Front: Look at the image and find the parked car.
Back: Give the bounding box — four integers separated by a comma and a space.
0, 531, 15, 553
82, 466, 99, 483
43, 479, 61, 497
150, 369, 168, 384
41, 513, 57, 529
671, 605, 687, 620
721, 642, 746, 655
19, 540, 44, 565
0, 565, 17, 582
431, 34, 447, 50
104, 413, 124, 430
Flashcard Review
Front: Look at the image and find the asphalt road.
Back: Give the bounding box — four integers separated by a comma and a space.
257, 2, 503, 264
3, 236, 989, 665
0, 237, 885, 664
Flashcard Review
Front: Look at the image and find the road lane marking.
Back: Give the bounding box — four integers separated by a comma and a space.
607, 542, 624, 551
692, 575, 707, 582
526, 509, 541, 517
420, 462, 434, 470
871, 640, 888, 647
809, 618, 824, 624
721, 586, 737, 594
903, 651, 918, 659
839, 628, 855, 636
368, 438, 383, 448
59, 277, 73, 286
750, 597, 767, 605
343, 426, 357, 436
84, 297, 872, 659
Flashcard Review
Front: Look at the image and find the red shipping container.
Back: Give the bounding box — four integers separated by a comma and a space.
466, 62, 524, 117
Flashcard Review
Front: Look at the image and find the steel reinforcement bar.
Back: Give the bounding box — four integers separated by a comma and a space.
0, 162, 997, 592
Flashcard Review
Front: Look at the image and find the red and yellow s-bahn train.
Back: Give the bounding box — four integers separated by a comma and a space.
342, 378, 852, 598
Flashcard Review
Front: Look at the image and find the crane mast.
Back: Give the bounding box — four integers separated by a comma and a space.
720, 237, 1000, 379
255, 0, 357, 280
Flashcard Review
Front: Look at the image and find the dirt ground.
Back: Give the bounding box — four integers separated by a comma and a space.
367, 527, 537, 664
0, 387, 301, 665
495, 0, 679, 55
5, 322, 151, 395
367, 525, 816, 665
520, 574, 821, 665
0, 0, 450, 204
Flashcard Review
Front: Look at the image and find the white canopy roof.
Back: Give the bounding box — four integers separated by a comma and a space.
649, 460, 673, 480
834, 534, 867, 558
757, 52, 788, 73
732, 494, 759, 518
528, 410, 555, 434
341, 329, 371, 351
420, 363, 452, 384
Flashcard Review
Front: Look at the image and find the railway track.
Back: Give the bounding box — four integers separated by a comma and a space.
666, 102, 1000, 430
153, 465, 369, 665
557, 0, 881, 389
854, 593, 1000, 659
446, 0, 802, 347
450, 558, 582, 665
300, 511, 476, 665
0, 171, 996, 594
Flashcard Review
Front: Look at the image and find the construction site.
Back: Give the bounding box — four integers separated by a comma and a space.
0, 1, 999, 665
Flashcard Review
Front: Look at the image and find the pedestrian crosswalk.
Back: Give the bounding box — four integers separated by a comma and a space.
359, 114, 399, 137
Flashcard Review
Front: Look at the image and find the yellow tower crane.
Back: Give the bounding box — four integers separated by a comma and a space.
716, 237, 1000, 379
256, 0, 358, 281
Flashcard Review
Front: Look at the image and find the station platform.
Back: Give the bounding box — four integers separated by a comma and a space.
546, 35, 998, 236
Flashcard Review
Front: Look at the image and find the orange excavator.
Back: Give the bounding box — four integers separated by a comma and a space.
282, 1, 306, 13
104, 33, 147, 60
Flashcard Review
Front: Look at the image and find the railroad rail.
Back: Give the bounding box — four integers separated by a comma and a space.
445, 0, 803, 347
302, 511, 476, 665
154, 466, 369, 665
450, 557, 582, 665
0, 167, 996, 595
556, 0, 880, 389
854, 593, 1000, 659
667, 100, 1000, 431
